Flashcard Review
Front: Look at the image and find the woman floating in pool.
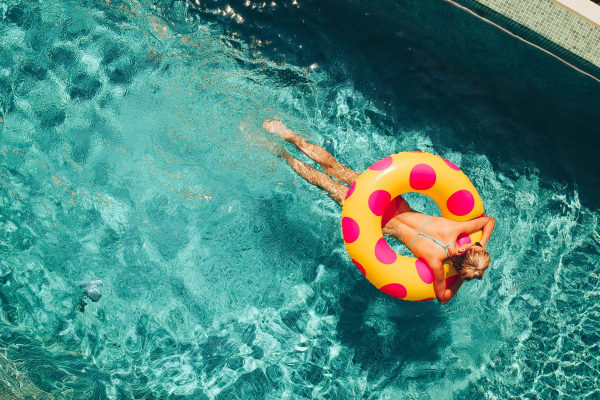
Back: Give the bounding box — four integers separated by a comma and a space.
263, 119, 496, 304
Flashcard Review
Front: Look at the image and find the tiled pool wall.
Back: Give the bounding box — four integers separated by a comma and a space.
451, 0, 600, 79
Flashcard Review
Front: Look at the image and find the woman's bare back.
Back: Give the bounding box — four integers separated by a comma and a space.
390, 212, 459, 261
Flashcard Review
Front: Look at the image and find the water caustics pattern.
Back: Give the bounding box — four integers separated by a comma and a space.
0, 0, 599, 399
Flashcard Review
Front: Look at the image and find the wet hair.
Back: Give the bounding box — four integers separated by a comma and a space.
451, 247, 490, 281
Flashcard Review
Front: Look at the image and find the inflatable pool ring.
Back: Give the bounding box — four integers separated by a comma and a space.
341, 151, 485, 301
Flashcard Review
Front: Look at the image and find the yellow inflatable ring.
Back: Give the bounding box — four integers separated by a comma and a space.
341, 151, 485, 301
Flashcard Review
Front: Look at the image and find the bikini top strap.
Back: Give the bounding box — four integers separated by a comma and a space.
408, 216, 433, 250
420, 234, 451, 257
444, 242, 457, 258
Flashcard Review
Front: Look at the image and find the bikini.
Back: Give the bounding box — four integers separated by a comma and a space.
408, 216, 456, 257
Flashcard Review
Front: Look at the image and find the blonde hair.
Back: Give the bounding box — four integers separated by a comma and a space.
452, 247, 490, 280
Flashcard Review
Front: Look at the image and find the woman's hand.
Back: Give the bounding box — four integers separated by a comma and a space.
431, 261, 464, 305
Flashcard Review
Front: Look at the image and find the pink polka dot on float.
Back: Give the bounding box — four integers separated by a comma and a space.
381, 200, 397, 227
443, 157, 461, 171
368, 190, 391, 216
456, 233, 472, 246
409, 163, 436, 190
446, 190, 475, 216
374, 237, 397, 264
415, 259, 433, 284
342, 217, 360, 243
345, 181, 356, 199
380, 283, 407, 299
352, 260, 366, 276
369, 156, 393, 171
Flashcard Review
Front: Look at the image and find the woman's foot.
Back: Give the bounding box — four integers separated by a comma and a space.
262, 119, 298, 142
239, 119, 286, 157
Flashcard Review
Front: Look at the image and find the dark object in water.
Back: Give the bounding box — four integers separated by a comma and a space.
79, 280, 103, 302
77, 298, 88, 313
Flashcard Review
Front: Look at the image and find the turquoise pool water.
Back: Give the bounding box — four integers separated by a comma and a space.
1, 0, 599, 398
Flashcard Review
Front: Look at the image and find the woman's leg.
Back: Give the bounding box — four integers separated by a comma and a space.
281, 151, 348, 206
263, 119, 359, 185
264, 119, 414, 237
281, 149, 408, 243
277, 145, 413, 245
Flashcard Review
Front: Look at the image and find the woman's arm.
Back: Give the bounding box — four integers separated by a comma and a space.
478, 217, 495, 248
431, 261, 464, 305
453, 216, 496, 248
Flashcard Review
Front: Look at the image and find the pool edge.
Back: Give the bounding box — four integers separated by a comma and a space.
446, 0, 600, 84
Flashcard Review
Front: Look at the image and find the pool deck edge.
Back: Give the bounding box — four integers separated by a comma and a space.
447, 0, 600, 83
553, 0, 600, 29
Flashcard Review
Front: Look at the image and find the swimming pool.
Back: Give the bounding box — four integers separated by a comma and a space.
0, 0, 599, 398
